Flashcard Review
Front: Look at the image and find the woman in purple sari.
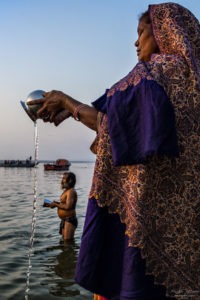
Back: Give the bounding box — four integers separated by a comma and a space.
29, 3, 200, 299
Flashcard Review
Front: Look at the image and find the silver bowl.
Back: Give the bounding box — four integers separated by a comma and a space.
20, 89, 45, 121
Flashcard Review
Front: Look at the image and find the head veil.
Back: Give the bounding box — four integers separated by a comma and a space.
149, 2, 200, 91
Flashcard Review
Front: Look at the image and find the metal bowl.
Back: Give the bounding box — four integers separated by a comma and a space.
20, 89, 45, 121
26, 89, 45, 114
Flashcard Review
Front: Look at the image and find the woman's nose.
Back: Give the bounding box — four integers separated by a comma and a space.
135, 39, 139, 47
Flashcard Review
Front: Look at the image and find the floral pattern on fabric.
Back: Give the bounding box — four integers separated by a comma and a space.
90, 3, 200, 299
149, 2, 200, 91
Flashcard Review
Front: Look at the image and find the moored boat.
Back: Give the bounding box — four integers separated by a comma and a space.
44, 159, 71, 171
0, 159, 38, 168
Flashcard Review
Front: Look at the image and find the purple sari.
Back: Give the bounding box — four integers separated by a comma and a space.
75, 3, 200, 299
75, 78, 177, 300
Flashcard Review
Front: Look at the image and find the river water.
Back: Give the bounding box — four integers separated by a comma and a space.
0, 162, 94, 300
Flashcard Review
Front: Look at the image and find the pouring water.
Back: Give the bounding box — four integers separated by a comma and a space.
21, 90, 44, 299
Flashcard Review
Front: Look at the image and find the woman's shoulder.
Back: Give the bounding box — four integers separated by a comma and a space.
147, 54, 190, 88
107, 54, 189, 98
150, 54, 189, 74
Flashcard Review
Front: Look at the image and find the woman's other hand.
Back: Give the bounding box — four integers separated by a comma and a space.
53, 110, 72, 126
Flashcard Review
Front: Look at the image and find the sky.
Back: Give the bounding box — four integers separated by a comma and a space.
0, 0, 199, 161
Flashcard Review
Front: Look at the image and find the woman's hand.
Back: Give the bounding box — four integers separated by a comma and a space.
27, 90, 72, 125
53, 110, 72, 126
37, 91, 69, 121
28, 89, 98, 131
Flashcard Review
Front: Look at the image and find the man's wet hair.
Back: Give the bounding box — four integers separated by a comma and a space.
63, 172, 76, 188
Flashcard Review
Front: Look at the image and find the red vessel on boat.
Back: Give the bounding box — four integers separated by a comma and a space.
44, 159, 71, 171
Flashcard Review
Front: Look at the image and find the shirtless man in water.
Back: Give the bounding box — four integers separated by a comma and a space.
46, 172, 78, 240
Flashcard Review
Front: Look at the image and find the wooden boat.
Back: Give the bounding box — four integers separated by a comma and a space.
44, 159, 71, 171
0, 159, 39, 168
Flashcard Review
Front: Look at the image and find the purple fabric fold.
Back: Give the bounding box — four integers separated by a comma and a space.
92, 79, 179, 166
75, 198, 170, 299
92, 90, 108, 113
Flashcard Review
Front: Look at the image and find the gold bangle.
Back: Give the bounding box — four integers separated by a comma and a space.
73, 104, 87, 121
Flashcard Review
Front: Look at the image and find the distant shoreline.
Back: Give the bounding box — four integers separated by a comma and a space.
0, 159, 95, 164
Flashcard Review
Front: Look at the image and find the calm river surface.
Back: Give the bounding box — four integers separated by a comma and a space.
0, 162, 94, 300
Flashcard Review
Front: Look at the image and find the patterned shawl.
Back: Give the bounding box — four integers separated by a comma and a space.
90, 3, 200, 299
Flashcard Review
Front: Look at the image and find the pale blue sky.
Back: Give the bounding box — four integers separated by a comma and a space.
0, 0, 199, 161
